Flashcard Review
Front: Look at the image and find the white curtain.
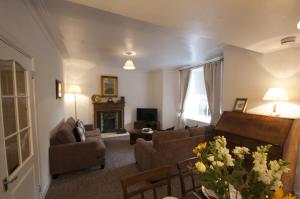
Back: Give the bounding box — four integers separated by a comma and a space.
203, 60, 223, 125
178, 69, 191, 128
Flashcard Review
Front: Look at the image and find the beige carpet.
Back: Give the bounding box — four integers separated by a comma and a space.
45, 135, 183, 199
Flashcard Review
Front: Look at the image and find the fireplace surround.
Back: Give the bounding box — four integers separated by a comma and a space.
92, 97, 125, 132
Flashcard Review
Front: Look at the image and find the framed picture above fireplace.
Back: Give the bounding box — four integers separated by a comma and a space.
101, 76, 118, 97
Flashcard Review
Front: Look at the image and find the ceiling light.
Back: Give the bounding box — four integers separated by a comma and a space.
297, 21, 300, 30
123, 51, 136, 70
123, 59, 135, 70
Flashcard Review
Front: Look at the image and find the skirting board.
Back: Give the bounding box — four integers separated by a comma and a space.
41, 178, 51, 199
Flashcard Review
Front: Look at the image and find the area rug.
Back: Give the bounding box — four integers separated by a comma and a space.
45, 135, 183, 199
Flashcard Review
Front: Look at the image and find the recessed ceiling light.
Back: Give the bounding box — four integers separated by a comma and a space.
297, 21, 300, 30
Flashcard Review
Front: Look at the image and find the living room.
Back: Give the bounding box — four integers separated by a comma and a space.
0, 0, 300, 199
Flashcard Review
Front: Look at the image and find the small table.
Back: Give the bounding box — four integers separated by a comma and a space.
128, 129, 154, 144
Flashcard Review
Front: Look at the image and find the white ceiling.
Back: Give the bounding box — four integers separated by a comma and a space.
44, 0, 300, 71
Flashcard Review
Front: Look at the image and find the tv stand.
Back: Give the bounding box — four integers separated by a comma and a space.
134, 121, 160, 130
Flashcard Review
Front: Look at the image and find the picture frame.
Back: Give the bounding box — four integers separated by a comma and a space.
55, 80, 62, 99
101, 76, 118, 97
233, 98, 248, 112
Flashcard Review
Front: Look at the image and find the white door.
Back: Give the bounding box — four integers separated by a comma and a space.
0, 40, 38, 199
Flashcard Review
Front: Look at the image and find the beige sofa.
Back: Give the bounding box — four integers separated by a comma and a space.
134, 127, 212, 172
49, 117, 106, 177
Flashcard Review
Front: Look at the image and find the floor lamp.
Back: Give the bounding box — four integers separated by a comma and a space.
68, 85, 81, 120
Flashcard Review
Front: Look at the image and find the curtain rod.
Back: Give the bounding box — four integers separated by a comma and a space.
178, 56, 224, 71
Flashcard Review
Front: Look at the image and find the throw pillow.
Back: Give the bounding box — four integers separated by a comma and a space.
73, 126, 86, 142
73, 127, 81, 142
77, 126, 86, 142
76, 120, 86, 134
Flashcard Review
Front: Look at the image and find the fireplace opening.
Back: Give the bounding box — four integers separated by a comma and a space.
97, 111, 120, 132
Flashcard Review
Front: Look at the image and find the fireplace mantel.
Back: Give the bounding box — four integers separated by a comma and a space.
92, 97, 125, 132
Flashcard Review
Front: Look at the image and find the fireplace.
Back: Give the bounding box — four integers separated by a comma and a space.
97, 111, 121, 132
93, 97, 125, 133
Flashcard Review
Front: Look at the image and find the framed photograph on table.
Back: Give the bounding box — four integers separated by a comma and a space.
101, 76, 118, 97
233, 98, 248, 112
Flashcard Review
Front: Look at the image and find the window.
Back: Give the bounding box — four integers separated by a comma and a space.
183, 67, 211, 123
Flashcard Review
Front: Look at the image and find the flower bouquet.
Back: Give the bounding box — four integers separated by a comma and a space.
192, 136, 295, 199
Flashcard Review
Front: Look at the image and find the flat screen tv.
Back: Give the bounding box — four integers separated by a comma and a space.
137, 108, 158, 121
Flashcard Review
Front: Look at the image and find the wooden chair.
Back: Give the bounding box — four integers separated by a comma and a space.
177, 157, 201, 197
120, 166, 172, 199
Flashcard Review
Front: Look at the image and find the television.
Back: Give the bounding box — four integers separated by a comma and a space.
137, 108, 158, 121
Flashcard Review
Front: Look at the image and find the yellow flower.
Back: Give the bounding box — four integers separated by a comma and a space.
195, 161, 206, 173
192, 148, 198, 155
273, 188, 284, 199
273, 187, 295, 199
197, 142, 207, 151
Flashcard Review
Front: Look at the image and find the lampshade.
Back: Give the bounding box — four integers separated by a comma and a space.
123, 59, 136, 70
263, 88, 288, 101
297, 21, 300, 30
68, 85, 81, 94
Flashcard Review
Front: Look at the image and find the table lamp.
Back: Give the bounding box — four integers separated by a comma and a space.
68, 85, 81, 120
263, 87, 288, 116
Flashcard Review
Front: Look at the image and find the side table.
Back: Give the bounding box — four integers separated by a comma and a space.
128, 129, 153, 144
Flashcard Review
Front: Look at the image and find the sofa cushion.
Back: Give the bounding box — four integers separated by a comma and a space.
189, 125, 214, 137
66, 117, 76, 129
152, 129, 189, 148
76, 120, 86, 134
54, 123, 76, 144
74, 126, 86, 142
85, 129, 101, 137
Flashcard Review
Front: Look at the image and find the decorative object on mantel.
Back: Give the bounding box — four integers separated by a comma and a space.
101, 75, 118, 97
91, 94, 101, 103
92, 96, 125, 132
68, 84, 81, 120
55, 80, 62, 99
191, 136, 294, 199
233, 98, 248, 112
263, 88, 288, 116
107, 97, 113, 103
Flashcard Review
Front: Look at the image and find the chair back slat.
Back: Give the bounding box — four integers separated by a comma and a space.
177, 157, 201, 196
120, 166, 172, 199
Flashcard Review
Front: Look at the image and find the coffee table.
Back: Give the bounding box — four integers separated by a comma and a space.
128, 129, 154, 144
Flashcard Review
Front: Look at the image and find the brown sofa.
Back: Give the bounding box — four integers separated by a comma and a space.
134, 127, 212, 172
49, 117, 106, 177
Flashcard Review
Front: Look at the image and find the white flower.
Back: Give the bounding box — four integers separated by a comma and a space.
233, 146, 250, 159
212, 161, 224, 167
207, 155, 215, 162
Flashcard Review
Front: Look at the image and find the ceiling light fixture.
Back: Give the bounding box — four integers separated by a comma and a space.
123, 51, 136, 70
297, 21, 300, 30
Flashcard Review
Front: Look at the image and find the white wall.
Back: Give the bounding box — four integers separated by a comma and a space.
223, 45, 300, 195
148, 70, 180, 129
223, 45, 300, 117
64, 61, 150, 130
0, 1, 65, 197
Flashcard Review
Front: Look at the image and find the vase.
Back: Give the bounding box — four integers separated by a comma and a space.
202, 185, 242, 199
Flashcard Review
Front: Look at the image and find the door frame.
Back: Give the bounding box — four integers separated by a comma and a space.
0, 31, 42, 199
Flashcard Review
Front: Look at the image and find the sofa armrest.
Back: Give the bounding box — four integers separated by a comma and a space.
134, 138, 156, 171
84, 124, 95, 131
49, 141, 105, 174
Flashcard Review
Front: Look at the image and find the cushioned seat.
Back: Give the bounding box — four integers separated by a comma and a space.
49, 117, 106, 176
